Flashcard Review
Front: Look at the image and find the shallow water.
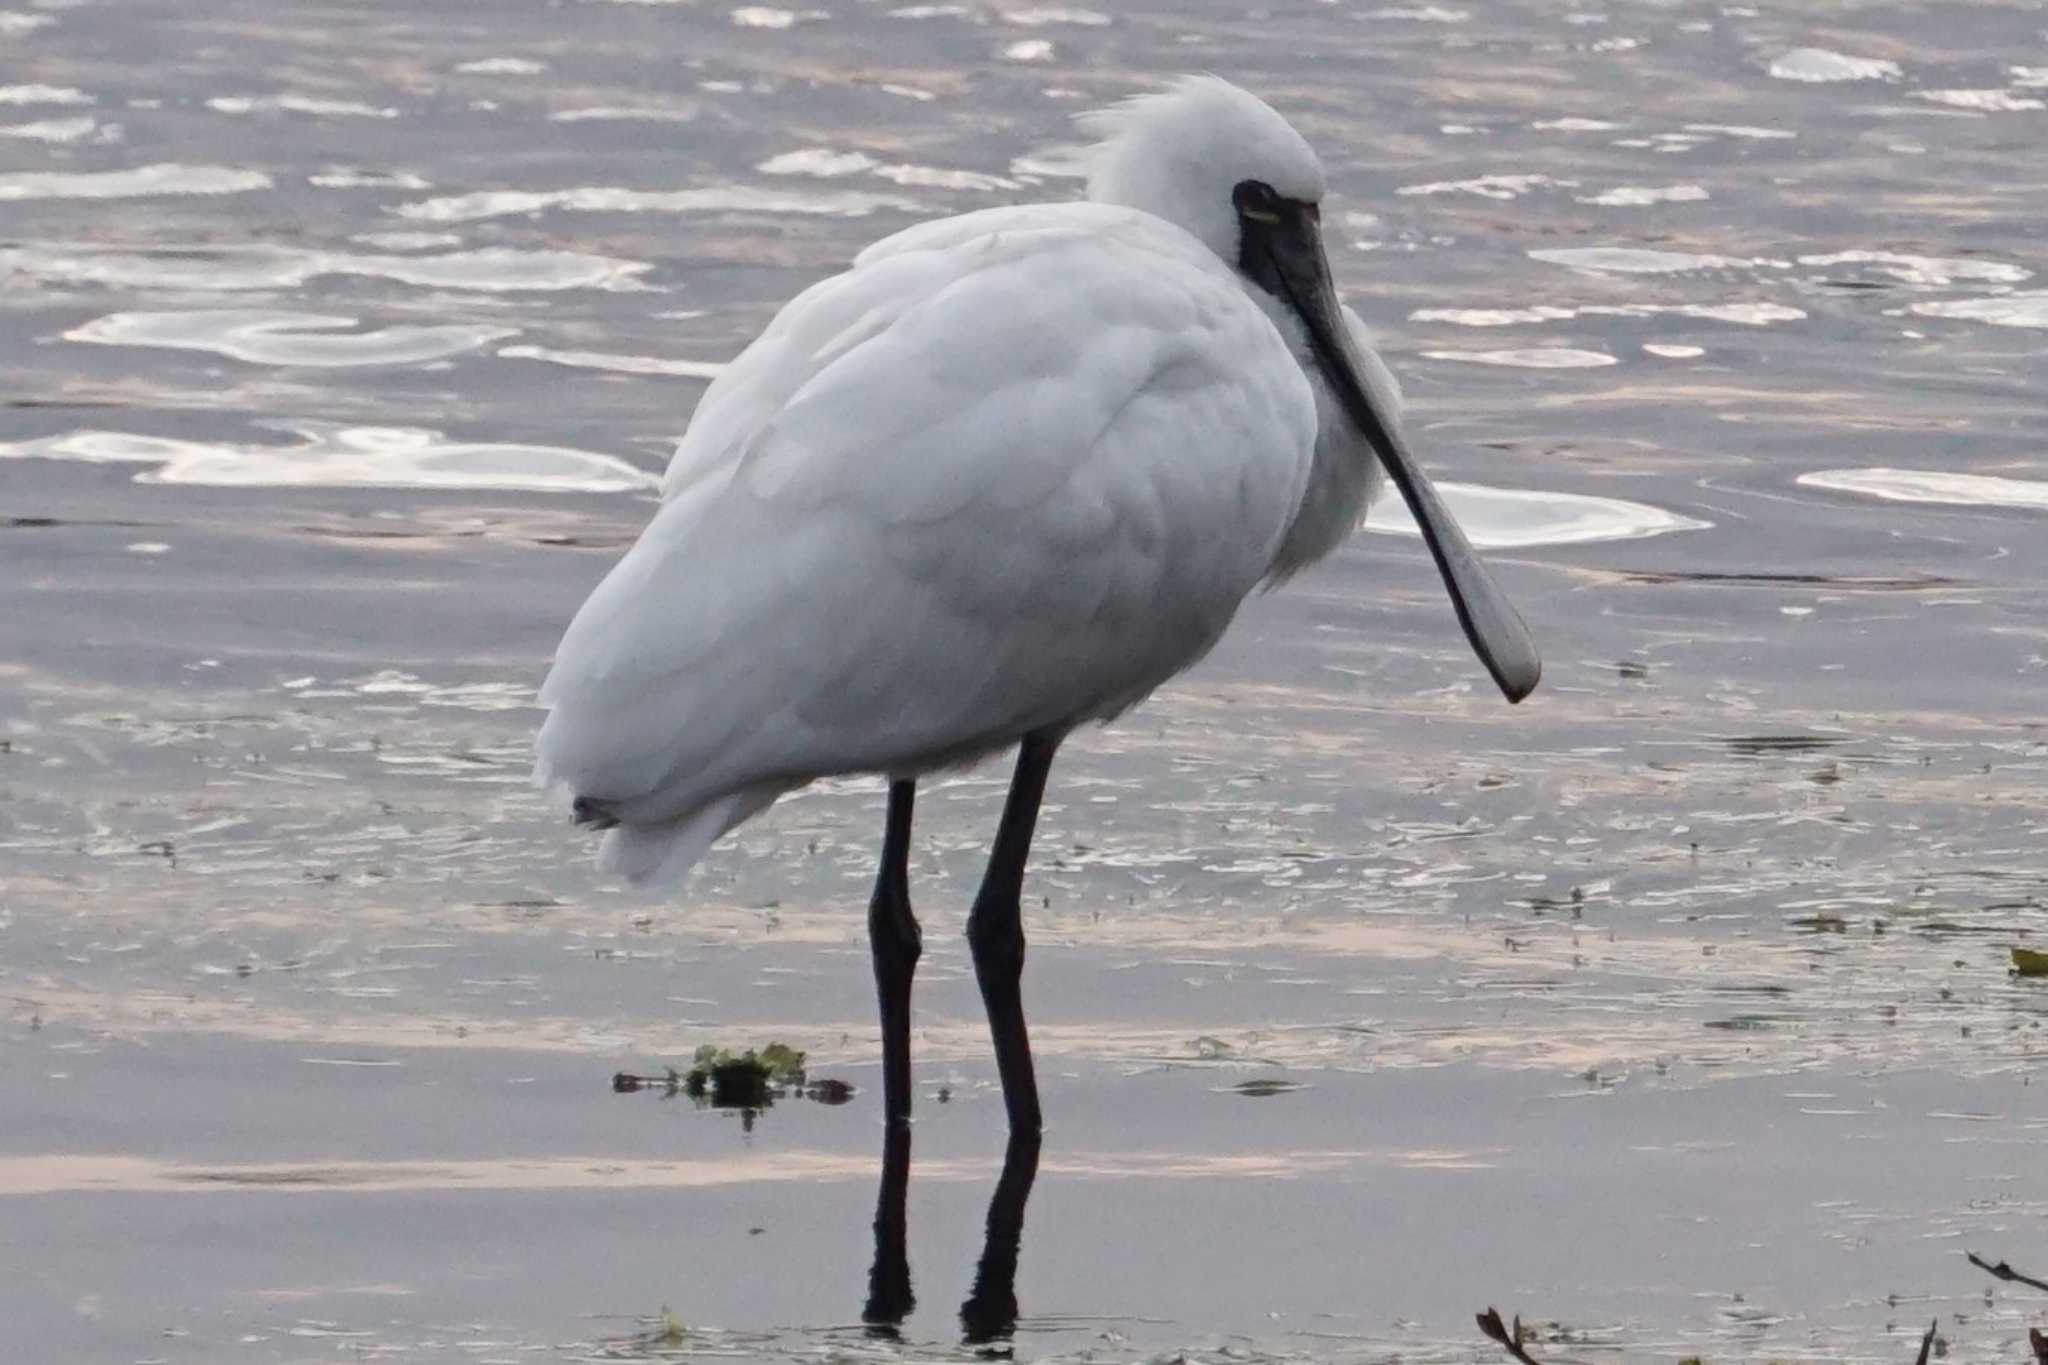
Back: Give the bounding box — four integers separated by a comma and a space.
4, 1, 2047, 1362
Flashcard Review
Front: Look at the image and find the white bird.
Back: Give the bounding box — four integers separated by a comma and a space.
535, 76, 1539, 1133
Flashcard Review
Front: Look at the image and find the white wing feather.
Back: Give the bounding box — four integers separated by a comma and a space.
536, 204, 1316, 879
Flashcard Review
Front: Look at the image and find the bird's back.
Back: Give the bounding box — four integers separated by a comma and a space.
535, 201, 1317, 872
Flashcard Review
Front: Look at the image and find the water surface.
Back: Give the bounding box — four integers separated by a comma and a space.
4, 1, 2047, 1362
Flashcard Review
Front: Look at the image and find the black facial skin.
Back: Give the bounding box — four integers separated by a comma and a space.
1229, 176, 1543, 704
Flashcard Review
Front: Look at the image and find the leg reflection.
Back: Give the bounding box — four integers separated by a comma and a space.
862, 1120, 915, 1335
959, 1128, 1042, 1345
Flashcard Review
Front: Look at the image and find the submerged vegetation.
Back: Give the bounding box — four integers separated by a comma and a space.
611, 1042, 852, 1115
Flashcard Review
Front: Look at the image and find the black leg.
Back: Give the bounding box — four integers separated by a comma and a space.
959, 1128, 1042, 1344
862, 1116, 915, 1334
965, 730, 1060, 1134
868, 779, 920, 1125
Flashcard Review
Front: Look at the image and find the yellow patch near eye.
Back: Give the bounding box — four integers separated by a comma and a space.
1240, 207, 1281, 224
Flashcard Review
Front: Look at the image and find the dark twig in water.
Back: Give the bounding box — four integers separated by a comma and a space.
612, 1070, 681, 1095
1476, 1308, 1545, 1365
1913, 1319, 1936, 1365
1967, 1251, 2048, 1293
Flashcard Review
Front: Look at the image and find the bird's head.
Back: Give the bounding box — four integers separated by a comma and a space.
1081, 77, 1543, 705
1080, 74, 1326, 268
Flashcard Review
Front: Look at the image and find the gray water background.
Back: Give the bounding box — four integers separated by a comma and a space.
4, 1, 2048, 1361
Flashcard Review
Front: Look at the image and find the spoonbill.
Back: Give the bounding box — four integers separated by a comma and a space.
535, 76, 1540, 1134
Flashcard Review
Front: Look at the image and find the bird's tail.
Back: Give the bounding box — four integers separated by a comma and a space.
594, 783, 787, 886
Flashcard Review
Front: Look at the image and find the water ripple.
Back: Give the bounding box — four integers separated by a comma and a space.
65, 310, 515, 367
1002, 6, 1111, 24
208, 94, 398, 119
396, 184, 919, 223
0, 84, 92, 105
0, 114, 110, 143
498, 344, 724, 378
758, 148, 1017, 191
0, 423, 658, 493
1798, 468, 2048, 512
1799, 250, 2028, 286
549, 105, 697, 124
4, 243, 652, 293
1576, 184, 1708, 207
1398, 173, 1572, 200
1416, 301, 1803, 327
1768, 49, 1901, 83
1365, 483, 1709, 548
1529, 246, 1756, 274
454, 57, 547, 75
730, 6, 825, 27
1422, 347, 1618, 368
309, 167, 432, 190
0, 163, 269, 200
1909, 293, 2048, 328
1914, 89, 2045, 113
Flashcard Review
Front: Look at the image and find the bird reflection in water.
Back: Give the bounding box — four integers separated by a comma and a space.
863, 1124, 1043, 1346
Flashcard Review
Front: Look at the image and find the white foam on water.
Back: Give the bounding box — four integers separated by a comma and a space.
0, 115, 106, 143
1533, 117, 1623, 131
1366, 483, 1710, 549
0, 424, 659, 494
454, 57, 548, 75
1768, 48, 1901, 83
1913, 89, 2045, 112
756, 149, 1012, 191
396, 184, 919, 223
207, 94, 398, 119
1005, 39, 1054, 60
731, 7, 824, 26
65, 310, 515, 367
1576, 184, 1708, 206
350, 231, 463, 250
2, 243, 653, 292
1413, 306, 1579, 326
1001, 6, 1110, 24
758, 149, 877, 177
1665, 302, 1805, 324
0, 163, 270, 200
1798, 468, 2048, 512
0, 85, 93, 105
1398, 173, 1574, 200
1644, 343, 1704, 358
1009, 141, 1091, 179
1684, 123, 1795, 139
498, 344, 725, 379
310, 167, 432, 189
1909, 293, 2048, 328
1529, 246, 1748, 273
550, 106, 699, 123
1368, 5, 1468, 19
1422, 347, 1618, 368
1414, 300, 1802, 327
871, 163, 1016, 191
0, 11, 55, 34
1799, 250, 2029, 286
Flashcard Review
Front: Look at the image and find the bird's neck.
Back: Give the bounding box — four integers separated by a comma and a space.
1250, 292, 1388, 582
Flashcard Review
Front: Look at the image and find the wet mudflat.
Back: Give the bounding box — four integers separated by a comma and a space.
4, 0, 2048, 1361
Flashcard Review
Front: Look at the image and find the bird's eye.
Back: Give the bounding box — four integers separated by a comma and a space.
1232, 179, 1282, 224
